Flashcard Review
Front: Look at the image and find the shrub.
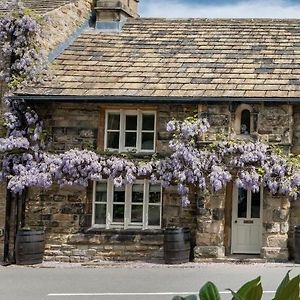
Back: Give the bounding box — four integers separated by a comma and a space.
172, 270, 300, 300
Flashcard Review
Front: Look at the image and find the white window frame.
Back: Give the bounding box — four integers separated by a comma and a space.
92, 179, 162, 230
104, 109, 156, 153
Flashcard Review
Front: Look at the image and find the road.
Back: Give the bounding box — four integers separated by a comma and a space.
0, 262, 300, 300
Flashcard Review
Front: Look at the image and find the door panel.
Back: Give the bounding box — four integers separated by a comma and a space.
231, 187, 262, 254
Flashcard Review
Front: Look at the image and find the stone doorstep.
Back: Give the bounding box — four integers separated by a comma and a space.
195, 256, 268, 264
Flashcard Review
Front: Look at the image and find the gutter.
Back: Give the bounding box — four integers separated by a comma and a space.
11, 95, 300, 104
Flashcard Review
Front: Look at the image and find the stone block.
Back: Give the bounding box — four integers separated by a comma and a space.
281, 223, 289, 234
196, 208, 211, 217
108, 234, 136, 243
194, 246, 225, 259
266, 235, 288, 248
70, 256, 82, 263
86, 249, 97, 257
273, 209, 289, 222
71, 249, 87, 256
140, 234, 164, 245
45, 250, 63, 256
196, 232, 224, 246
55, 256, 70, 263
54, 195, 66, 202
212, 208, 224, 220
264, 223, 280, 233
261, 247, 289, 261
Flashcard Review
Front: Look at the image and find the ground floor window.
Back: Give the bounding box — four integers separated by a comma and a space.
92, 180, 162, 229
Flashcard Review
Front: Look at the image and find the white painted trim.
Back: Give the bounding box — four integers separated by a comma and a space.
104, 110, 156, 153
92, 180, 162, 230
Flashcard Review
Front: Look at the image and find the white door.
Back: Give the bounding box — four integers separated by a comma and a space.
231, 187, 263, 254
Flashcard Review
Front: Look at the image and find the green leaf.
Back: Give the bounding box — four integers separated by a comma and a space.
199, 281, 221, 300
233, 277, 263, 300
227, 289, 244, 300
274, 270, 291, 299
172, 296, 185, 300
274, 275, 300, 300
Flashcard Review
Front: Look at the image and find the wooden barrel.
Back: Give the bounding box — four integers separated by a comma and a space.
164, 227, 190, 264
15, 230, 45, 265
295, 226, 300, 263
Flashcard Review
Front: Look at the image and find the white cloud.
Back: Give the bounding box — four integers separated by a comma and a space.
140, 0, 300, 18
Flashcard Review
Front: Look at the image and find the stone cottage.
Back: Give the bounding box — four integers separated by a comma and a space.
3, 0, 300, 263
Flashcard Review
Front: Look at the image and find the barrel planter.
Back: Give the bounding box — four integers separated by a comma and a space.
295, 226, 300, 263
164, 227, 190, 264
15, 230, 45, 265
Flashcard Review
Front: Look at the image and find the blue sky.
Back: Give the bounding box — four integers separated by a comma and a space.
140, 0, 300, 18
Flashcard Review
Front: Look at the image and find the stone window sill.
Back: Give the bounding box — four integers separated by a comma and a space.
85, 227, 163, 235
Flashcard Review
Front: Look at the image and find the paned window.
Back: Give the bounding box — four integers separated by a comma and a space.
105, 110, 156, 152
92, 180, 162, 229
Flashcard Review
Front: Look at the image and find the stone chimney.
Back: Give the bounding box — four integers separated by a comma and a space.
95, 0, 139, 22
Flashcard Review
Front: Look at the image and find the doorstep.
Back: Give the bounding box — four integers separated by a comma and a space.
196, 254, 267, 264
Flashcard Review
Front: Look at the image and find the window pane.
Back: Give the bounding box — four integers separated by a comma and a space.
142, 114, 155, 130
126, 115, 137, 130
95, 204, 106, 225
141, 133, 154, 150
131, 205, 143, 223
132, 184, 144, 203
125, 132, 137, 148
107, 113, 120, 130
113, 204, 124, 223
114, 187, 125, 203
107, 132, 119, 149
148, 205, 160, 226
149, 185, 161, 203
251, 190, 260, 218
241, 110, 251, 135
96, 183, 107, 203
238, 188, 247, 218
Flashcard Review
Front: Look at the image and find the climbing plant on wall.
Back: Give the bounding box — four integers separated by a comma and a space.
1, 2, 300, 207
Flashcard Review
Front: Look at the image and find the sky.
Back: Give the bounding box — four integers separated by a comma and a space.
139, 0, 300, 18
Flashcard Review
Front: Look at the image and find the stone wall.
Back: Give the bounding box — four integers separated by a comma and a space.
194, 190, 226, 260
194, 103, 292, 260
23, 103, 198, 262
261, 192, 289, 260
24, 102, 295, 262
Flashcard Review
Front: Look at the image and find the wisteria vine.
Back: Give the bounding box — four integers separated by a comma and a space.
0, 0, 45, 89
1, 3, 300, 207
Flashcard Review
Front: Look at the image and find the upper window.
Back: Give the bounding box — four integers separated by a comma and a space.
105, 110, 156, 152
93, 180, 162, 229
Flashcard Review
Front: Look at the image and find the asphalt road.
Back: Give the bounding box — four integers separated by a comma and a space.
0, 262, 300, 300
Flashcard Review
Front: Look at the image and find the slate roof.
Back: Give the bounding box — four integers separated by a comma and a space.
20, 18, 300, 99
0, 0, 75, 15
